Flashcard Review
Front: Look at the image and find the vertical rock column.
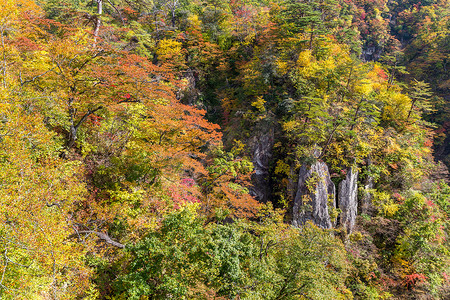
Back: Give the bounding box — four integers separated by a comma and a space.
338, 167, 358, 233
292, 162, 335, 229
249, 130, 274, 203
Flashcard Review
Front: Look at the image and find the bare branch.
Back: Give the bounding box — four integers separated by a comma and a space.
106, 0, 125, 25
20, 66, 58, 86
71, 231, 125, 248
74, 106, 104, 131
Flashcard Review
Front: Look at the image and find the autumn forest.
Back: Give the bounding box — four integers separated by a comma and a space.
0, 0, 449, 299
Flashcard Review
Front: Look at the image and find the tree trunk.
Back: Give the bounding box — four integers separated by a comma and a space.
93, 0, 103, 43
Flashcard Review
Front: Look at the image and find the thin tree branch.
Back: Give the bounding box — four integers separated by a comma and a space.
74, 106, 104, 131
71, 231, 125, 248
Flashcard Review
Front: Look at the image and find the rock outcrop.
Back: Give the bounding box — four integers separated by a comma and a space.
338, 167, 358, 233
249, 130, 274, 203
292, 161, 335, 229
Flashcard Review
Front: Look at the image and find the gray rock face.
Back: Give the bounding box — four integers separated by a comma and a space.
292, 162, 335, 229
249, 130, 274, 203
338, 167, 358, 233
361, 45, 382, 62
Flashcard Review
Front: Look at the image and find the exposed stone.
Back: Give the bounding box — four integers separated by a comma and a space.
249, 129, 274, 203
179, 69, 200, 105
338, 167, 358, 233
361, 45, 383, 62
292, 161, 335, 229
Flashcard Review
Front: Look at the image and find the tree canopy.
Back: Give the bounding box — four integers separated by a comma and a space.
0, 0, 448, 299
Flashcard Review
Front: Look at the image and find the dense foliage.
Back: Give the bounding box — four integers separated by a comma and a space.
0, 0, 448, 299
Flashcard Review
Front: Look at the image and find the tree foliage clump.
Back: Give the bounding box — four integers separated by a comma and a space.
0, 0, 448, 299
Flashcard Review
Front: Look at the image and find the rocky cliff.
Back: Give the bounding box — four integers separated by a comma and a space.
249, 129, 274, 203
292, 161, 336, 229
338, 167, 358, 233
